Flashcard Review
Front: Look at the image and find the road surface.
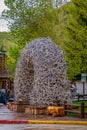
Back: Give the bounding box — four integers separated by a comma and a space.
0, 124, 87, 130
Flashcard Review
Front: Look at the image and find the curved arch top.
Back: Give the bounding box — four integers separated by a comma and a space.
14, 38, 71, 106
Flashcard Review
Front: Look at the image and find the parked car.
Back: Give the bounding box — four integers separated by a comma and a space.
0, 91, 7, 105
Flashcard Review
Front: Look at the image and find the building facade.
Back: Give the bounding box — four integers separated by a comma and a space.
0, 50, 12, 90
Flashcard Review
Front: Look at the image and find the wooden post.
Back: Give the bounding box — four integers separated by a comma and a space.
64, 101, 67, 115
56, 100, 60, 106
81, 102, 84, 118
78, 93, 79, 101
17, 101, 25, 113
83, 82, 85, 100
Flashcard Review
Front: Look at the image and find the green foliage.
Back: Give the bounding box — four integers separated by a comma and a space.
6, 45, 22, 72
2, 0, 87, 81
0, 32, 18, 72
2, 0, 56, 45
2, 0, 59, 73
53, 3, 70, 47
0, 32, 13, 50
61, 0, 87, 80
73, 101, 87, 105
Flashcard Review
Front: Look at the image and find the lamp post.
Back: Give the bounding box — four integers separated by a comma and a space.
81, 73, 86, 100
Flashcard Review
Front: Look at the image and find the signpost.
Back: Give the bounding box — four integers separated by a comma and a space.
81, 73, 86, 100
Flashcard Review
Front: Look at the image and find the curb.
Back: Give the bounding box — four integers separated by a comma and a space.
0, 120, 87, 125
28, 120, 87, 125
0, 120, 28, 124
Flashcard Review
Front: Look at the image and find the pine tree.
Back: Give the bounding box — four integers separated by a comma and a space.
63, 0, 87, 80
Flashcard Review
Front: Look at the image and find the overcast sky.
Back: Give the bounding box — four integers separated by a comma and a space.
0, 0, 9, 32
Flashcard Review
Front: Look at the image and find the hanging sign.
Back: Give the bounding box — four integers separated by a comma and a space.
81, 73, 86, 82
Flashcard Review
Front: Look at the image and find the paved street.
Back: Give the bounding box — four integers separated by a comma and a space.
0, 103, 87, 130
0, 124, 87, 130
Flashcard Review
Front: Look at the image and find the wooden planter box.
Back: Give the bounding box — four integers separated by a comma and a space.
7, 102, 29, 113
25, 106, 47, 115
7, 102, 12, 109
47, 106, 65, 117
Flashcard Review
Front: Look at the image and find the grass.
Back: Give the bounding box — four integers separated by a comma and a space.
66, 101, 87, 117
72, 101, 87, 111
72, 101, 87, 105
67, 112, 79, 117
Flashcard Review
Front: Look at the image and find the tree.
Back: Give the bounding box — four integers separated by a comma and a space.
0, 32, 19, 72
62, 0, 87, 80
0, 32, 12, 50
2, 0, 59, 73
2, 0, 57, 46
6, 45, 22, 72
53, 0, 70, 7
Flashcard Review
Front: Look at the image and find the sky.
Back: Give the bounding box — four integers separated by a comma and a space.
0, 0, 9, 32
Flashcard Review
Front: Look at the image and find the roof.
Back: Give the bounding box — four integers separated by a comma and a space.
0, 50, 7, 53
0, 50, 6, 56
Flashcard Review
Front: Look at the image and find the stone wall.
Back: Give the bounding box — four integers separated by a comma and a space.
14, 38, 71, 106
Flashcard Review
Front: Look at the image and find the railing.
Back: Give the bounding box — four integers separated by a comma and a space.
62, 101, 87, 118
72, 93, 87, 101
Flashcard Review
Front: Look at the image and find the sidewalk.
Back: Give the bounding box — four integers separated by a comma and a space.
0, 103, 87, 124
